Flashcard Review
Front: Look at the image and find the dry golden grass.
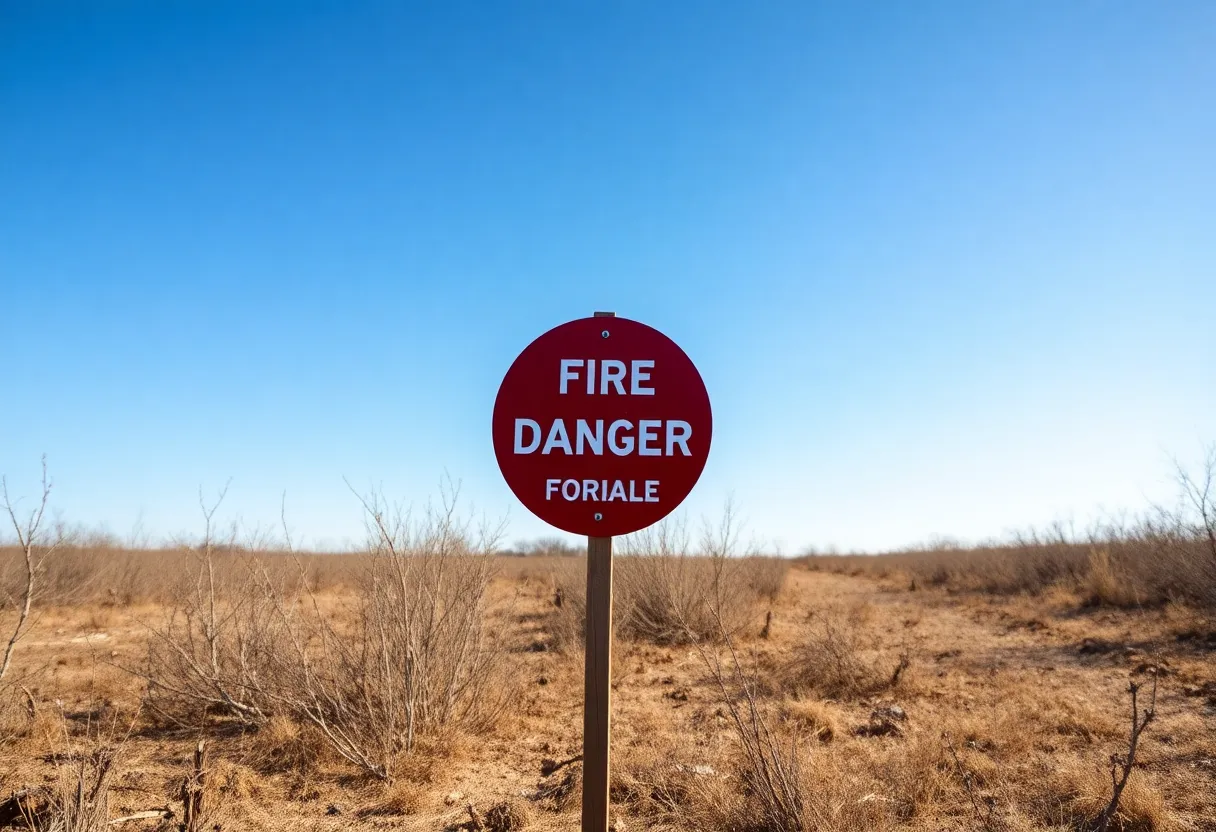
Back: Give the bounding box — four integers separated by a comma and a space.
804, 521, 1215, 613
0, 540, 1212, 831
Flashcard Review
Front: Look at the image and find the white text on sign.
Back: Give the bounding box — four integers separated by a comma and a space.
559, 359, 654, 396
514, 419, 691, 456
517, 358, 686, 503
545, 479, 660, 503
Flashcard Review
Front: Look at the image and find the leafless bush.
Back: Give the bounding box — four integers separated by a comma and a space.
259, 486, 510, 780
546, 509, 787, 650
617, 517, 750, 644
139, 486, 287, 727
748, 556, 791, 604
135, 483, 510, 780
776, 609, 908, 701
694, 637, 807, 832
1, 457, 62, 689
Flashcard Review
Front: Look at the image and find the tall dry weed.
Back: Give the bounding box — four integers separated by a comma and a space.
549, 510, 788, 649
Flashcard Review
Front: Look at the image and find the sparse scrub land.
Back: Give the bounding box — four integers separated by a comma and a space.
805, 447, 1216, 614
0, 453, 1213, 830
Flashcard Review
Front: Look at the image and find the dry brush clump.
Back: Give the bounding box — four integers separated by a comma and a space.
137, 486, 512, 782
689, 635, 895, 832
772, 606, 909, 702
264, 491, 511, 780
547, 511, 790, 651
138, 487, 287, 727
692, 636, 808, 832
2, 694, 146, 832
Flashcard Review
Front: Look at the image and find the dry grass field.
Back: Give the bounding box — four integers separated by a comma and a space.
0, 547, 1213, 830
0, 457, 1213, 831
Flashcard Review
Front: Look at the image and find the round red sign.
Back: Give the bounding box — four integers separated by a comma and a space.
493, 316, 712, 537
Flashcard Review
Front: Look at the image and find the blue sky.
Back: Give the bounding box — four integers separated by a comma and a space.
2, 1, 1213, 552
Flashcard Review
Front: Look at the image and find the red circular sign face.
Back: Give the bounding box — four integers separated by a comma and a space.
493, 317, 712, 537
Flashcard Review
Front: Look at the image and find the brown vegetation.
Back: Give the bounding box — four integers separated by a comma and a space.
0, 454, 1213, 830
805, 447, 1216, 613
548, 512, 790, 650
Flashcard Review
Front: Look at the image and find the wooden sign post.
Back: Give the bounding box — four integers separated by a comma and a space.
582, 533, 613, 831
491, 311, 713, 832
582, 311, 616, 832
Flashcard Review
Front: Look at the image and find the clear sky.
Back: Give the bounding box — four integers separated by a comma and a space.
2, 1, 1213, 552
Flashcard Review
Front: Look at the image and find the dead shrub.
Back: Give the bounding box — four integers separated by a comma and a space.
777, 611, 907, 701
609, 737, 727, 828
141, 581, 287, 728
17, 698, 141, 832
550, 509, 786, 649
616, 551, 760, 644
480, 799, 532, 831
137, 487, 288, 727
695, 638, 807, 832
262, 487, 512, 780
692, 652, 889, 832
747, 556, 791, 604
2, 457, 62, 691
140, 555, 287, 727
136, 485, 511, 782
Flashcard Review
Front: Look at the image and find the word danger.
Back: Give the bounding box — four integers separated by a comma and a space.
547, 478, 659, 503
514, 418, 692, 456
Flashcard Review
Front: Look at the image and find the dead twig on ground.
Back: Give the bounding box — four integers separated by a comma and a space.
1094, 672, 1158, 832
944, 732, 1000, 832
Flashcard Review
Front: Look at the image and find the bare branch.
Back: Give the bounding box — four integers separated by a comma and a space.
1, 455, 59, 685
1094, 671, 1158, 832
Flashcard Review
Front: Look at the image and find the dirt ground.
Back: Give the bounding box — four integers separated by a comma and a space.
2, 562, 1213, 831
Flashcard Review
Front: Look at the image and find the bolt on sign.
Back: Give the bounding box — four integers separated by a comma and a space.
493, 313, 712, 832
493, 315, 713, 536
